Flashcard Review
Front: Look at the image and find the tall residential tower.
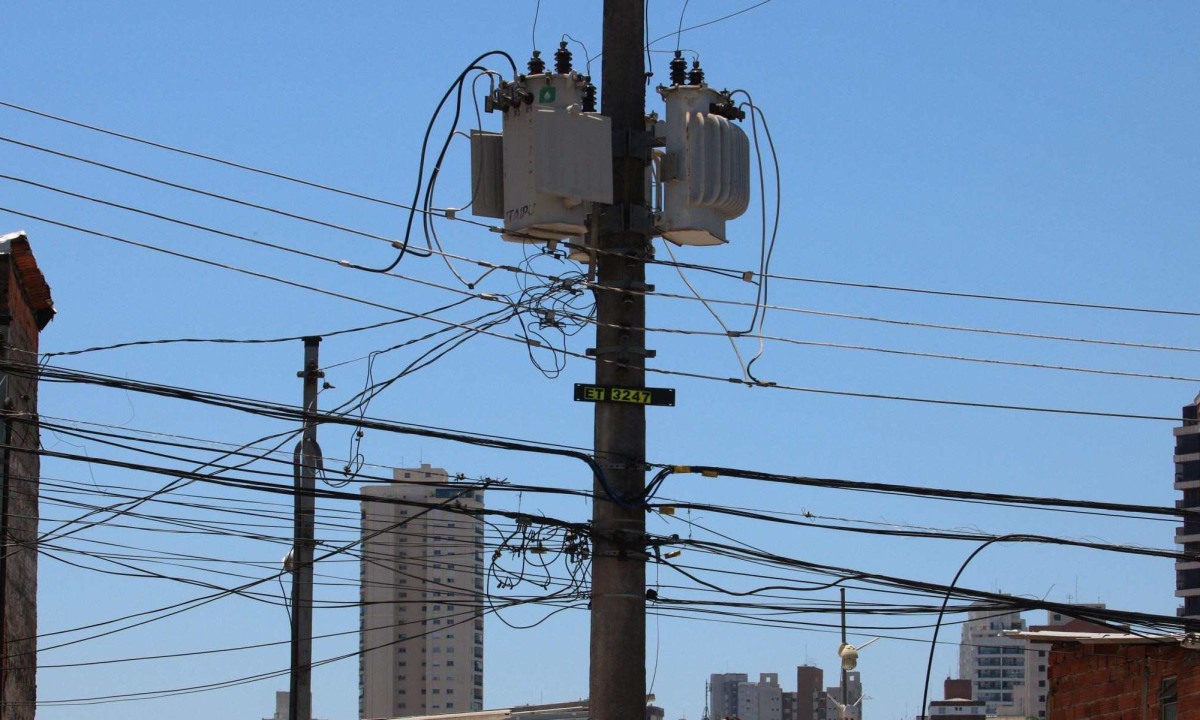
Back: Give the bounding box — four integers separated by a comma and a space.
1175, 395, 1200, 619
359, 465, 485, 719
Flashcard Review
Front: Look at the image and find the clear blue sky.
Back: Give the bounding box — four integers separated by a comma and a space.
3, 2, 1199, 719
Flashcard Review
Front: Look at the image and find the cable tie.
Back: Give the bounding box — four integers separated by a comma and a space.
700, 469, 719, 478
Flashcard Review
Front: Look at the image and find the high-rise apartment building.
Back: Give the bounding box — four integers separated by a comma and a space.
958, 607, 1035, 717
359, 465, 485, 719
956, 605, 1110, 720
794, 666, 824, 720
709, 673, 748, 720
1175, 395, 1200, 618
739, 673, 782, 720
708, 673, 781, 720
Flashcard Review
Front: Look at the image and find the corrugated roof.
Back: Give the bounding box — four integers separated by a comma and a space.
0, 231, 55, 329
1006, 630, 1200, 648
378, 705, 592, 720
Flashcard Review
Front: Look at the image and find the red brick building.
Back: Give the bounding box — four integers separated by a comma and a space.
1013, 631, 1199, 720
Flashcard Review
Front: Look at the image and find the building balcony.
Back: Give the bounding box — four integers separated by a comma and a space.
1176, 529, 1200, 544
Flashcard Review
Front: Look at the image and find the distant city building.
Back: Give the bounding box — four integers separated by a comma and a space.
916, 678, 985, 719
712, 665, 853, 720
957, 605, 1109, 719
709, 673, 748, 720
823, 671, 861, 720
370, 701, 665, 720
1175, 395, 1200, 618
263, 690, 290, 720
709, 672, 782, 720
794, 666, 825, 720
359, 465, 486, 719
739, 673, 782, 720
958, 607, 1034, 717
263, 690, 329, 720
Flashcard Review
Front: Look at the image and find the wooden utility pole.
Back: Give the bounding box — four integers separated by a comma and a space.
290, 336, 321, 720
590, 3, 650, 720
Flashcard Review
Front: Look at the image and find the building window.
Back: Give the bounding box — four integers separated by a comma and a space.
1161, 676, 1177, 720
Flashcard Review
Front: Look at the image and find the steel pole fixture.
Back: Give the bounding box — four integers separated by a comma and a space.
289, 336, 321, 720
590, 4, 650, 720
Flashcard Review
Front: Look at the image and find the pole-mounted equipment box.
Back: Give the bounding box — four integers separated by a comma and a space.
472, 63, 612, 246
656, 83, 751, 246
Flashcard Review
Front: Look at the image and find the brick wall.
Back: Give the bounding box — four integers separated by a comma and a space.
1047, 643, 1200, 720
0, 241, 50, 720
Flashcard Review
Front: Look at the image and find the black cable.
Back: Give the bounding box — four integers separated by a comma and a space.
14, 360, 639, 506
343, 52, 517, 273
646, 464, 1195, 519
920, 537, 1015, 720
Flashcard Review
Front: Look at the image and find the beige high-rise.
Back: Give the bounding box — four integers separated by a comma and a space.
359, 465, 485, 719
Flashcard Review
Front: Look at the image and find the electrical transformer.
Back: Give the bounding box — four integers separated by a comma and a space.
471, 46, 612, 246
656, 77, 751, 246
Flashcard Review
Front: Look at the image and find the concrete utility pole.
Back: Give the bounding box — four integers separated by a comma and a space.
590, 3, 650, 720
290, 336, 321, 720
